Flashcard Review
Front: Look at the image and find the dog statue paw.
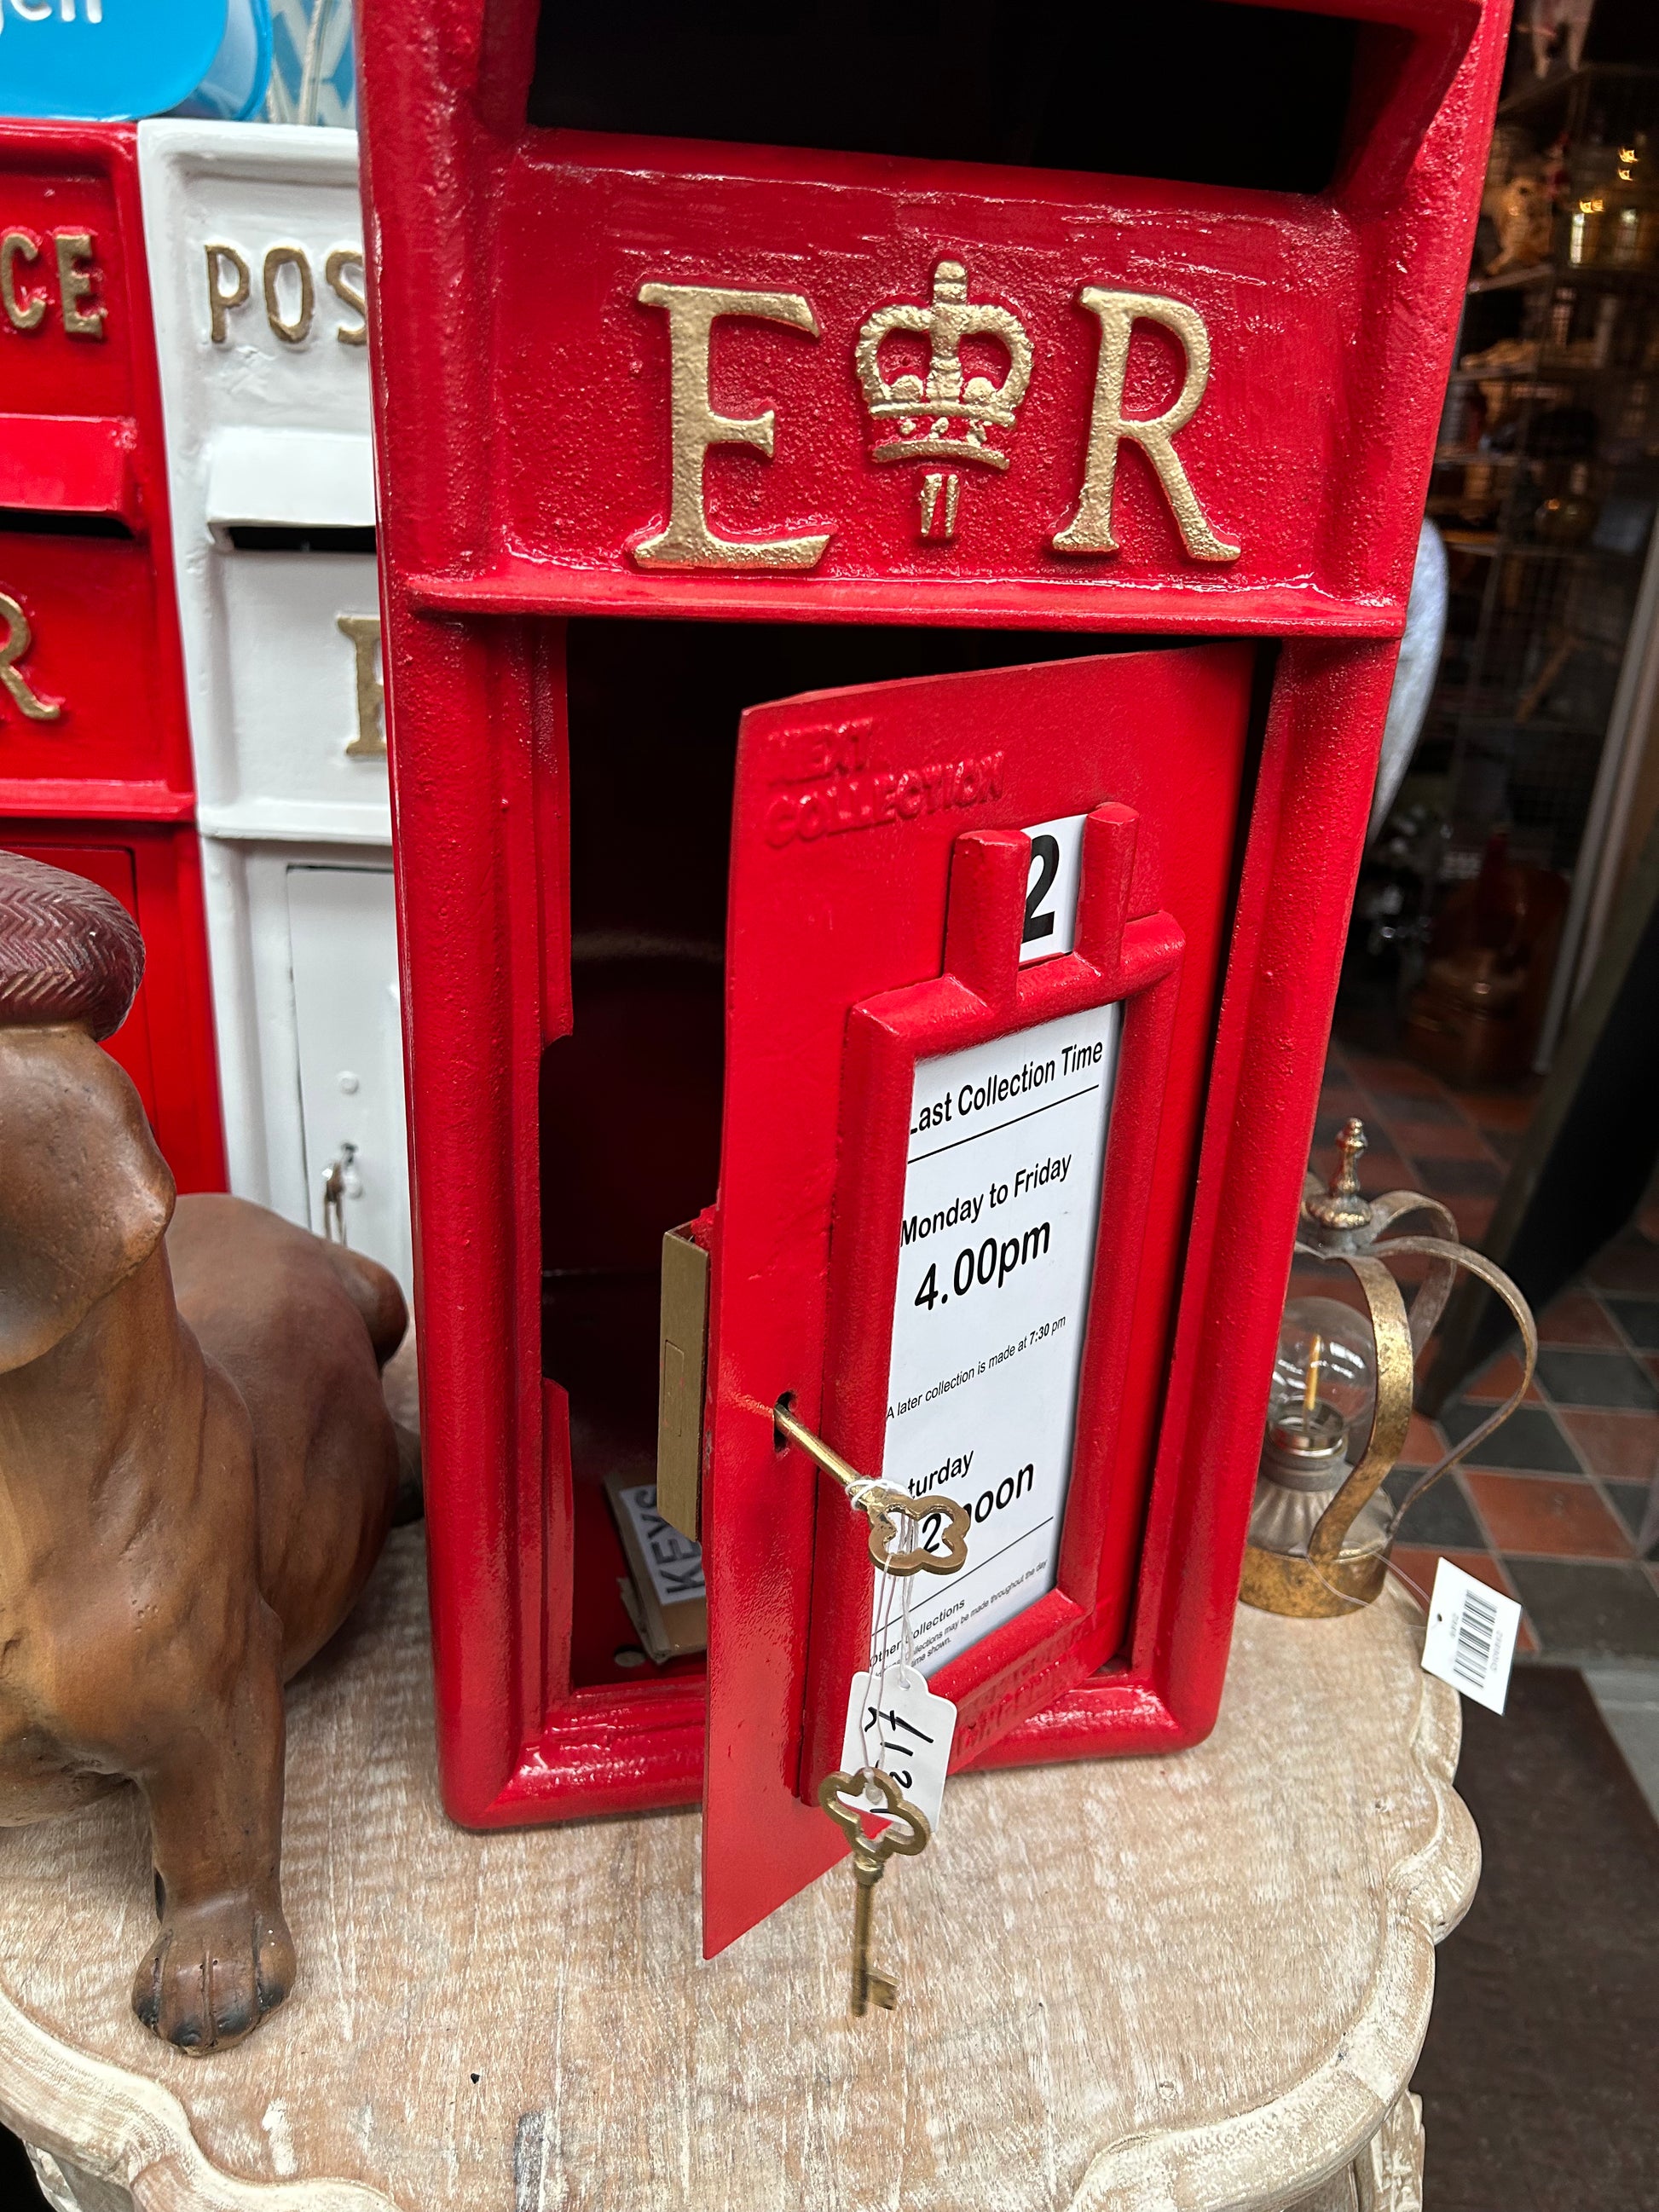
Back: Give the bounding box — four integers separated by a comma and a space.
132, 1890, 298, 2055
0, 850, 413, 2053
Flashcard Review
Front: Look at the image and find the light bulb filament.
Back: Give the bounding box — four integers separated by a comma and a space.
1304, 1333, 1324, 1418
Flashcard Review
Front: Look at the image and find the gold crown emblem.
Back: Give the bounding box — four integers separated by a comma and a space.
856, 259, 1032, 473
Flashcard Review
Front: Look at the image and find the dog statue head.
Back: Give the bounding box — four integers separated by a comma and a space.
0, 849, 175, 1373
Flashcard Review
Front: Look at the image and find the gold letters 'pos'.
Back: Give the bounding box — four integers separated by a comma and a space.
633, 283, 831, 573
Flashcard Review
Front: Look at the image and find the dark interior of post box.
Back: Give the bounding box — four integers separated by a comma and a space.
547, 618, 1187, 1688
0, 509, 133, 538
225, 525, 377, 554
529, 0, 1361, 198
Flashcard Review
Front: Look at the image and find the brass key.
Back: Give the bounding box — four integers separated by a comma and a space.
775, 1399, 970, 1576
850, 1855, 895, 2013
818, 1766, 931, 2016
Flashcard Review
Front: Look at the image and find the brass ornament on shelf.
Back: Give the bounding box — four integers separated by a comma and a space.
1240, 1118, 1537, 1620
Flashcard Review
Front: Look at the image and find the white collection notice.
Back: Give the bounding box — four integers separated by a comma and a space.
876, 1002, 1120, 1673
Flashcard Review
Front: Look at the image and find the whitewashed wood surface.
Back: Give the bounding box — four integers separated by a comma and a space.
0, 1531, 1477, 2212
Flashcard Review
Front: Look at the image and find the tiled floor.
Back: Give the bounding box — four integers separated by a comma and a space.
1315, 1042, 1659, 1665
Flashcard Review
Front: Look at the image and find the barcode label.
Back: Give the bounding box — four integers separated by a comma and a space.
1452, 1586, 1497, 1687
1420, 1558, 1521, 1714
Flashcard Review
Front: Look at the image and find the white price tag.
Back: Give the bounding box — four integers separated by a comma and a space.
837, 1666, 958, 1835
881, 1001, 1119, 1673
1420, 1557, 1521, 1714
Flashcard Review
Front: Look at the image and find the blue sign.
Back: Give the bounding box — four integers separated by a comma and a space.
0, 0, 229, 123
172, 0, 271, 121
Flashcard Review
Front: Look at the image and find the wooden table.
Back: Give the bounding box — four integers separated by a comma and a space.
0, 1529, 1477, 2212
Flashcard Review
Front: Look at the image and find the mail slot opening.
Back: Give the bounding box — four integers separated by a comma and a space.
529, 0, 1361, 197
224, 524, 377, 555
543, 615, 1183, 1691
0, 507, 133, 540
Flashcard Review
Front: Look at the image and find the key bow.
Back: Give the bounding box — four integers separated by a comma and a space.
774, 1401, 971, 1578
860, 1486, 971, 1577
818, 1766, 932, 1868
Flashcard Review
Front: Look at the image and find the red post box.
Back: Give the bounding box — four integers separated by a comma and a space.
357, 0, 1508, 1951
0, 122, 225, 1194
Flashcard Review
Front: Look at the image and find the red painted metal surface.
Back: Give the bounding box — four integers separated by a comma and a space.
0, 124, 198, 817
0, 123, 225, 1193
354, 0, 1511, 1938
0, 824, 225, 1193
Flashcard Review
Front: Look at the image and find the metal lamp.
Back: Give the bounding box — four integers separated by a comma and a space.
1240, 1118, 1537, 1619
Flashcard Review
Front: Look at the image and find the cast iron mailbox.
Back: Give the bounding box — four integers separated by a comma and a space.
0, 120, 224, 1195
356, 0, 1508, 1951
137, 120, 410, 1292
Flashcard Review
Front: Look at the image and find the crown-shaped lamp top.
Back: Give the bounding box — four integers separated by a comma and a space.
855, 258, 1033, 472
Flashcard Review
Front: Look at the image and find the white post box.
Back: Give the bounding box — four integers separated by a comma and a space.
136, 120, 410, 1294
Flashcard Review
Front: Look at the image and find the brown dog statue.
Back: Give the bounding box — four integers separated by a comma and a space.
0, 850, 410, 2053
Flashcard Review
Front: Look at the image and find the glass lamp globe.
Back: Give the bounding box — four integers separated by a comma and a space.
1268, 1296, 1379, 1468
1250, 1293, 1390, 1576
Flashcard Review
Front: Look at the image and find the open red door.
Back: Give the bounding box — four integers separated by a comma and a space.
700, 641, 1256, 1953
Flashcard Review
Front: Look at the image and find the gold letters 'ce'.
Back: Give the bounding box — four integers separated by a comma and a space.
634, 283, 831, 572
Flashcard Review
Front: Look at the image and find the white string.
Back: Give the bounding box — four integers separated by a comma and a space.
858, 1505, 918, 1802
1298, 1547, 1435, 1615
863, 1535, 899, 1768
1384, 1552, 1434, 1608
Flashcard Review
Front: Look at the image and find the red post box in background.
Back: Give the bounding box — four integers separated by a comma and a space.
357, 0, 1508, 1952
0, 122, 225, 1194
